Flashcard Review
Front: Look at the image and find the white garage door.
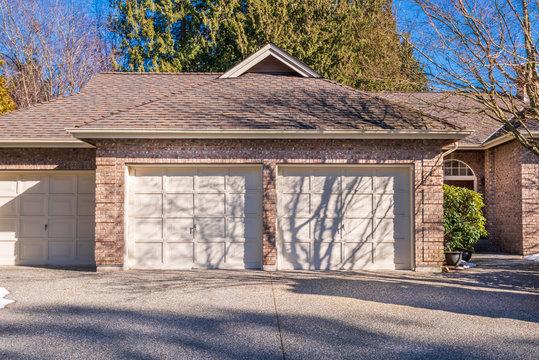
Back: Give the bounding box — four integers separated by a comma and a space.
127, 166, 263, 269
0, 172, 95, 266
277, 166, 412, 270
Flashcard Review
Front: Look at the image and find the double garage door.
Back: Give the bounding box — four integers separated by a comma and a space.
0, 172, 95, 266
127, 165, 412, 270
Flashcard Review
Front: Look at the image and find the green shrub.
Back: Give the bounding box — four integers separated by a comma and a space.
443, 184, 488, 252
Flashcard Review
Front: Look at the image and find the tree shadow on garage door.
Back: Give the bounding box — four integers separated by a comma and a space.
278, 169, 411, 270
283, 267, 539, 323
0, 304, 518, 360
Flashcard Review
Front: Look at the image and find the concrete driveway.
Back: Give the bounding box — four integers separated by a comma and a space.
0, 255, 538, 360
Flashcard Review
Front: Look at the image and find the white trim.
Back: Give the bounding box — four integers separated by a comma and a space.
67, 128, 470, 140
220, 44, 321, 79
0, 139, 94, 148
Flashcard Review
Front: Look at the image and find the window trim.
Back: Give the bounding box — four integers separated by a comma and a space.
443, 159, 477, 191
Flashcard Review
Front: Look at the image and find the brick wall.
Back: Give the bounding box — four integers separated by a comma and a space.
93, 138, 448, 269
484, 141, 523, 253
0, 148, 95, 170
521, 148, 539, 255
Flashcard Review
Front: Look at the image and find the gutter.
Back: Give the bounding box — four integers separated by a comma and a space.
441, 141, 459, 157
65, 128, 471, 140
0, 139, 94, 148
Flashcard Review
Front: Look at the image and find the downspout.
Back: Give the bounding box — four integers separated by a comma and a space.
441, 141, 459, 158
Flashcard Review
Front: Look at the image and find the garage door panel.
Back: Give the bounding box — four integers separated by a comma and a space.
279, 172, 309, 193
0, 218, 17, 240
311, 194, 340, 217
197, 218, 226, 240
312, 218, 341, 241
373, 242, 396, 269
226, 242, 262, 268
19, 239, 47, 263
227, 217, 260, 240
78, 175, 95, 194
165, 193, 194, 217
0, 197, 17, 216
280, 193, 310, 216
228, 169, 261, 192
0, 177, 18, 195
280, 218, 310, 241
50, 176, 76, 194
48, 217, 76, 238
49, 195, 76, 216
48, 241, 74, 261
19, 217, 46, 237
342, 170, 373, 193
133, 218, 163, 241
77, 216, 95, 238
197, 193, 225, 216
196, 242, 226, 268
165, 242, 194, 267
132, 193, 162, 217
133, 168, 163, 191
280, 242, 310, 270
165, 168, 195, 192
342, 218, 372, 241
342, 242, 373, 270
374, 194, 409, 218
312, 242, 343, 269
135, 242, 163, 267
76, 241, 95, 263
373, 217, 409, 242
20, 176, 47, 194
311, 172, 340, 193
77, 194, 95, 216
165, 218, 193, 240
227, 192, 260, 216
20, 195, 47, 216
344, 194, 372, 217
197, 169, 225, 191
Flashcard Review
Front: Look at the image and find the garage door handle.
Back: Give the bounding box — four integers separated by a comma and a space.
44, 224, 48, 230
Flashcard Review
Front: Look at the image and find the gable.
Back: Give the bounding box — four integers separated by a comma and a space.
220, 43, 320, 79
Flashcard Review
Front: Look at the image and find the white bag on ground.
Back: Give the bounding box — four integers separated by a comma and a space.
0, 287, 14, 309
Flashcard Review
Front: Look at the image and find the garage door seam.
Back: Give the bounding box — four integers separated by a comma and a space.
270, 273, 286, 360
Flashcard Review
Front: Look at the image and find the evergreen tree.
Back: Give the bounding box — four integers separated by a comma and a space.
111, 0, 427, 91
0, 60, 16, 115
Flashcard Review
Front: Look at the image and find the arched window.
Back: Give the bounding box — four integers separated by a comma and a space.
443, 160, 477, 191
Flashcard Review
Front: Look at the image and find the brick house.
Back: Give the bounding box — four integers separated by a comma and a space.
0, 44, 537, 271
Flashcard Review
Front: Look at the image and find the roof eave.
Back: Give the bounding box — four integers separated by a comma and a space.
66, 128, 471, 140
0, 138, 94, 148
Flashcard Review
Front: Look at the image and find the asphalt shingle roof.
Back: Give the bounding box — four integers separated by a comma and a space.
0, 73, 461, 140
371, 92, 507, 145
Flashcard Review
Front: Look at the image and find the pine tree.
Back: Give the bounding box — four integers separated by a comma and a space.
0, 60, 16, 115
111, 0, 427, 91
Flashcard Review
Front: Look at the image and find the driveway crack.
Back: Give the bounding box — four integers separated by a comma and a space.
270, 272, 286, 360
